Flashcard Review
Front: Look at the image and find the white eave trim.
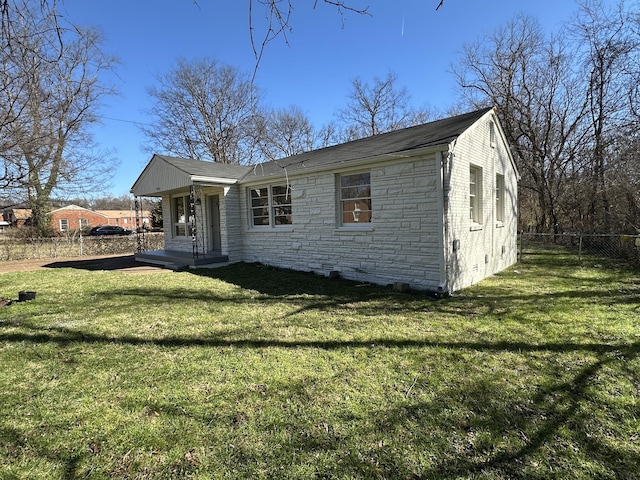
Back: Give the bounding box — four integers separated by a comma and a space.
191, 175, 239, 185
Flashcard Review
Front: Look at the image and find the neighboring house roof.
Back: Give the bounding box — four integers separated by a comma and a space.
50, 205, 108, 217
11, 209, 32, 220
97, 210, 152, 218
131, 108, 494, 196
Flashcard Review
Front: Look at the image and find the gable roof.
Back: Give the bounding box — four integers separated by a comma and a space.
9, 208, 31, 220
131, 154, 253, 196
50, 204, 108, 217
131, 108, 494, 195
97, 210, 152, 218
241, 107, 493, 181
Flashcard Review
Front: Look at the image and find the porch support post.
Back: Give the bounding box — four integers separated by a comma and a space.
189, 185, 199, 259
134, 196, 144, 253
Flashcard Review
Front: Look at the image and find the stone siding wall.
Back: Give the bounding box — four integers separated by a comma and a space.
445, 113, 518, 291
239, 155, 444, 290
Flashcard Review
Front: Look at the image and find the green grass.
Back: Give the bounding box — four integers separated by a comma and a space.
1, 255, 639, 479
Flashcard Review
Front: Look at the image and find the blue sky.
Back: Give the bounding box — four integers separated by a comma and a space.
59, 0, 593, 196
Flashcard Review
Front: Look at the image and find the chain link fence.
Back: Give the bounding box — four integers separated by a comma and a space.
3, 231, 639, 269
0, 233, 164, 261
518, 233, 640, 268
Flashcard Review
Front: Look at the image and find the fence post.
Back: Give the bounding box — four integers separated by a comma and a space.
578, 234, 583, 266
519, 232, 524, 262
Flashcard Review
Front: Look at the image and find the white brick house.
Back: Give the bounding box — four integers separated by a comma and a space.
131, 107, 519, 294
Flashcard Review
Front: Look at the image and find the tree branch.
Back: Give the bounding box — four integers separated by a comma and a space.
249, 0, 370, 81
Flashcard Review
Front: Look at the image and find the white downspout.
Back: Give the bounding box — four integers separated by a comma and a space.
436, 145, 453, 295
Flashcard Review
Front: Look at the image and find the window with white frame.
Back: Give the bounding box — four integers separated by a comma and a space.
339, 172, 372, 225
250, 185, 292, 227
495, 173, 505, 223
470, 165, 482, 224
172, 195, 191, 237
79, 218, 88, 230
59, 218, 69, 231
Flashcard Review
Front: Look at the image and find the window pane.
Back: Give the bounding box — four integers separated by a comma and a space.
251, 188, 269, 207
251, 188, 270, 226
252, 215, 270, 226
341, 185, 371, 200
470, 166, 481, 223
174, 197, 186, 224
273, 203, 292, 225
173, 196, 189, 236
340, 173, 371, 224
272, 185, 292, 225
341, 172, 370, 188
496, 174, 505, 222
272, 185, 290, 200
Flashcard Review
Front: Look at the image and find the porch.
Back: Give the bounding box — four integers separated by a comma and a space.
134, 249, 229, 269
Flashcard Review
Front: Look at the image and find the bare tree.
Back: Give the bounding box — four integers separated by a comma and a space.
252, 106, 320, 161
453, 2, 640, 234
455, 14, 589, 233
569, 0, 640, 232
0, 0, 118, 233
142, 57, 262, 165
337, 71, 434, 141
1, 0, 61, 193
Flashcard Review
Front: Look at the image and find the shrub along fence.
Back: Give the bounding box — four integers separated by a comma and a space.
0, 233, 164, 261
519, 233, 640, 268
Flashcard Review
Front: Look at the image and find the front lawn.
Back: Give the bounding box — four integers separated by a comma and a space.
0, 258, 638, 479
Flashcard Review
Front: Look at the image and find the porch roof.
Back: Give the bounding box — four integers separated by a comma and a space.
130, 154, 252, 197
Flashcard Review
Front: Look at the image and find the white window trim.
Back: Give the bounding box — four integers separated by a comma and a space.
470, 165, 483, 228
337, 171, 373, 229
59, 218, 69, 231
171, 194, 191, 238
248, 185, 293, 229
495, 173, 505, 225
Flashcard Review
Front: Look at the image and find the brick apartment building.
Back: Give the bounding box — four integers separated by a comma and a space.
2, 205, 152, 234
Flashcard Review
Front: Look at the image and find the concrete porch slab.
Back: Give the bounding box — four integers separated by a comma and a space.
135, 250, 229, 268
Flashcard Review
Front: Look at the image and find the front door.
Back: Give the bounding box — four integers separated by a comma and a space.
208, 196, 222, 252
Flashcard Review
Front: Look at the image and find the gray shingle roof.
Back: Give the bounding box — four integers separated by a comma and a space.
240, 108, 492, 181
154, 155, 253, 179
149, 108, 492, 184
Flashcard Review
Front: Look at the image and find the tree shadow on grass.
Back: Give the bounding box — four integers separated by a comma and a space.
1, 425, 82, 480
43, 255, 144, 271
2, 316, 639, 356
3, 261, 640, 477
410, 351, 640, 479
2, 315, 639, 478
190, 262, 392, 298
